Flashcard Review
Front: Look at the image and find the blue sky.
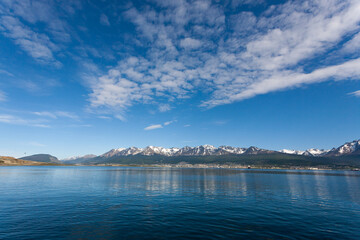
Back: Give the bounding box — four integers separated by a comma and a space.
0, 0, 359, 159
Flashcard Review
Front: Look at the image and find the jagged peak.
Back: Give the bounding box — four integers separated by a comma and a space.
93, 140, 360, 159
199, 144, 215, 148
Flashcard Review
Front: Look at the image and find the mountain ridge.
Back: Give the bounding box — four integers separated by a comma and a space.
0, 156, 60, 166
62, 139, 360, 164
21, 154, 62, 164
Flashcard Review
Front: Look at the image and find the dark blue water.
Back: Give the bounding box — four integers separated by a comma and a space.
0, 167, 360, 239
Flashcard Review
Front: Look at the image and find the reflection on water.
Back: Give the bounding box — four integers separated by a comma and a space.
101, 167, 360, 201
0, 167, 360, 239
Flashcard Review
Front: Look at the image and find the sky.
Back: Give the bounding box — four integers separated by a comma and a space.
0, 0, 360, 159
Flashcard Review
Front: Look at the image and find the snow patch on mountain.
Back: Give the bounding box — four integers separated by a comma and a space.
66, 139, 360, 162
279, 149, 305, 155
279, 148, 329, 156
62, 154, 97, 161
326, 140, 360, 156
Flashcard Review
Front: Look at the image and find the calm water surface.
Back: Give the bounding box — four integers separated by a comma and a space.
0, 166, 360, 239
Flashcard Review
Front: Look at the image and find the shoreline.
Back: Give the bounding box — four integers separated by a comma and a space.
84, 163, 360, 171
1, 163, 359, 171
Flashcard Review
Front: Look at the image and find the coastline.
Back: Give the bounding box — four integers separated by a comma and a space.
1, 161, 359, 171
88, 163, 360, 171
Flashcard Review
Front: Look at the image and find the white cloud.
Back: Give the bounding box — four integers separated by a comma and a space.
202, 58, 360, 106
144, 124, 163, 130
0, 0, 81, 66
115, 114, 126, 121
0, 0, 75, 43
86, 0, 360, 115
144, 120, 175, 130
88, 57, 192, 112
180, 38, 202, 49
164, 121, 174, 126
349, 90, 360, 97
342, 32, 360, 54
33, 111, 57, 118
0, 15, 60, 66
159, 104, 171, 112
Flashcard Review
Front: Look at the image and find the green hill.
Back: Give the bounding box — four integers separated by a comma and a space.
20, 154, 62, 164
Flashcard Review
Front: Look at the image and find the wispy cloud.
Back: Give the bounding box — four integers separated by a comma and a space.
0, 91, 6, 102
159, 104, 171, 112
144, 120, 175, 130
180, 37, 202, 50
2, 0, 358, 119
0, 16, 61, 66
349, 90, 360, 97
100, 13, 110, 26
144, 124, 163, 131
98, 116, 112, 120
0, 0, 81, 66
164, 120, 175, 126
0, 114, 50, 128
32, 111, 79, 120
55, 111, 79, 120
33, 111, 57, 119
86, 0, 360, 116
0, 69, 14, 77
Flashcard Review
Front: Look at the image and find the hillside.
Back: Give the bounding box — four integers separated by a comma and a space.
0, 156, 58, 166
20, 154, 62, 164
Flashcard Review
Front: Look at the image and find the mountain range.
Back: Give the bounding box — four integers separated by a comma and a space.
61, 140, 360, 165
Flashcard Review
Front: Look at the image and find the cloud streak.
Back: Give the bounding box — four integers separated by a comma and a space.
144, 120, 175, 130
0, 91, 6, 102
349, 90, 360, 97
32, 111, 79, 120
0, 114, 50, 128
144, 124, 163, 131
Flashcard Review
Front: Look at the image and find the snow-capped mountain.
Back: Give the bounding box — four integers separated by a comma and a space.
62, 154, 97, 161
218, 146, 246, 155
279, 148, 329, 156
303, 149, 329, 156
326, 140, 360, 156
64, 139, 360, 164
98, 145, 271, 158
279, 149, 305, 155
100, 146, 180, 157
244, 146, 274, 155
279, 140, 360, 157
175, 145, 217, 156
